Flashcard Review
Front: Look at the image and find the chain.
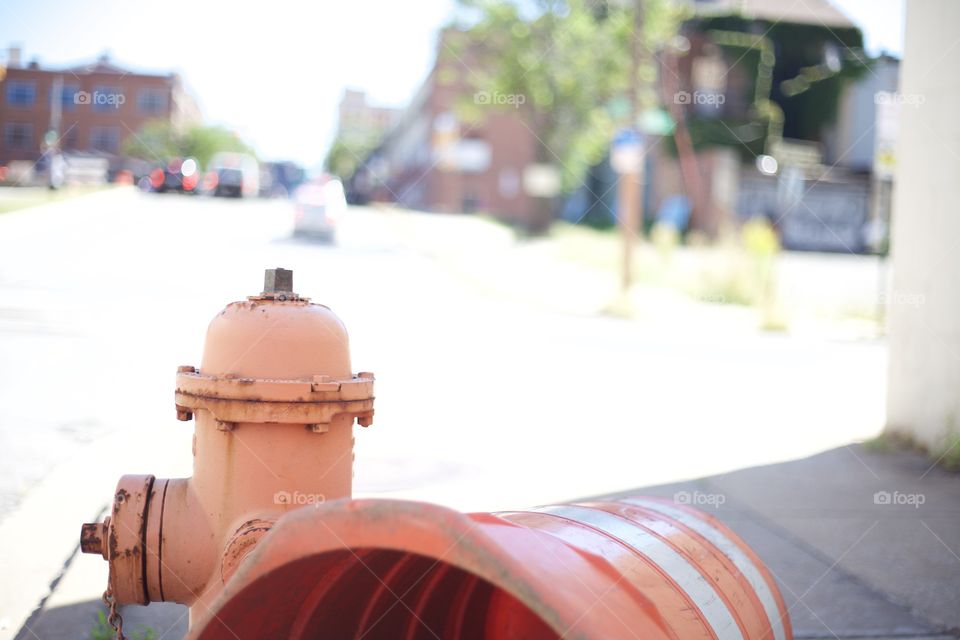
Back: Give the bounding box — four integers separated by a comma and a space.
101, 584, 126, 640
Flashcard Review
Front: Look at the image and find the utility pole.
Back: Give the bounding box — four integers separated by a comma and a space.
618, 0, 646, 296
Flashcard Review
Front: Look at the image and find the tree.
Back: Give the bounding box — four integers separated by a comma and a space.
324, 133, 380, 180
121, 120, 180, 162
122, 122, 255, 169
450, 0, 681, 191
181, 125, 255, 170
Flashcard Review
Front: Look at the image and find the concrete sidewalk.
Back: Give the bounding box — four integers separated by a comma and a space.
16, 442, 960, 639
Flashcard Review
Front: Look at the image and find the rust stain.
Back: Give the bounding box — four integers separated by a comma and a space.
221, 519, 275, 584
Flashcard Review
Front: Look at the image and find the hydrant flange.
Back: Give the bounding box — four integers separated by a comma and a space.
174, 370, 375, 427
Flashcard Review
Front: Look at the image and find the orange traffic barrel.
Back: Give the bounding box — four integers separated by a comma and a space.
189, 497, 790, 640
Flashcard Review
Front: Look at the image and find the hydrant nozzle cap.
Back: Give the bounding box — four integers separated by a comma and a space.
80, 520, 108, 559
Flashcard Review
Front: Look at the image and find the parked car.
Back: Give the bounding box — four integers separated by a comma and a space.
146, 157, 201, 194
293, 176, 347, 241
207, 152, 259, 198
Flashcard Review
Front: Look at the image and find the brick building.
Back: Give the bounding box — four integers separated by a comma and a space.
351, 31, 544, 229
0, 47, 199, 169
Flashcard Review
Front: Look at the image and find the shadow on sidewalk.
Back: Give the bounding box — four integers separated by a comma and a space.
17, 600, 186, 640
19, 444, 959, 640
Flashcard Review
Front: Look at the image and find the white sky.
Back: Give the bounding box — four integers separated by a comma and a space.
0, 0, 903, 168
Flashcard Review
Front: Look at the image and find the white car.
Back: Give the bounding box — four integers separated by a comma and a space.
293, 178, 347, 241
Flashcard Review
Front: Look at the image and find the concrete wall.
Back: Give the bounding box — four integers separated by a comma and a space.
885, 0, 960, 454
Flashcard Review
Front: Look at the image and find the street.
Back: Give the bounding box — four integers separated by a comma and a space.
0, 187, 887, 518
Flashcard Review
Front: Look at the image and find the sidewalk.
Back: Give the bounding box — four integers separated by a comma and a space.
355, 207, 886, 340
17, 443, 960, 639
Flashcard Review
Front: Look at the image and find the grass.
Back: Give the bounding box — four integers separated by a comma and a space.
865, 429, 960, 472
89, 611, 155, 640
0, 185, 112, 214
938, 433, 960, 470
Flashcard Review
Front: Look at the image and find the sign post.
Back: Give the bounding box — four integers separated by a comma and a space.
612, 127, 644, 296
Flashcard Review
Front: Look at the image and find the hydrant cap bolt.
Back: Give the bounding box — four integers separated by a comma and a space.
263, 268, 294, 296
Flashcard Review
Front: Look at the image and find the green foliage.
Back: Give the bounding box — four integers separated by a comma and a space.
450, 0, 683, 190
324, 133, 380, 180
121, 120, 180, 162
89, 611, 156, 640
181, 125, 256, 170
122, 122, 255, 170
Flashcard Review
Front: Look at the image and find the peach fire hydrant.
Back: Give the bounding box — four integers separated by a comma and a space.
80, 268, 374, 619
82, 268, 792, 640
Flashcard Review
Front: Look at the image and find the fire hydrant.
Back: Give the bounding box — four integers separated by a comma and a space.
80, 268, 374, 619
82, 268, 791, 640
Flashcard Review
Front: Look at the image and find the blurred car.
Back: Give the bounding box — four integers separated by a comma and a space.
147, 157, 201, 194
292, 177, 347, 241
207, 152, 259, 198
260, 160, 305, 198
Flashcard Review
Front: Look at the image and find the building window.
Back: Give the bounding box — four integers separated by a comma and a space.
137, 88, 167, 114
63, 127, 79, 150
92, 86, 124, 112
6, 81, 36, 107
89, 126, 120, 153
59, 84, 80, 111
4, 123, 33, 149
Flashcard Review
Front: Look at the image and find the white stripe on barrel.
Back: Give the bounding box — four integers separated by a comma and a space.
539, 505, 744, 640
624, 498, 787, 640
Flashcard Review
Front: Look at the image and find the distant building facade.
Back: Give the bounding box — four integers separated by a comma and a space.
825, 54, 900, 172
350, 31, 544, 229
336, 89, 401, 142
596, 0, 890, 251
0, 47, 200, 169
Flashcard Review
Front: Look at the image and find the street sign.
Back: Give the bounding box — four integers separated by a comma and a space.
523, 164, 561, 197
611, 128, 643, 174
638, 108, 675, 136
874, 91, 900, 180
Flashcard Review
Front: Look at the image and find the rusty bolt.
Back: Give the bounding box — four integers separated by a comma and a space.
80, 520, 109, 559
263, 268, 294, 294
177, 365, 197, 373
176, 406, 193, 421
357, 372, 375, 380
309, 423, 329, 434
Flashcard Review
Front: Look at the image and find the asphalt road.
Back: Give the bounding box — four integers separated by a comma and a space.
0, 187, 888, 521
